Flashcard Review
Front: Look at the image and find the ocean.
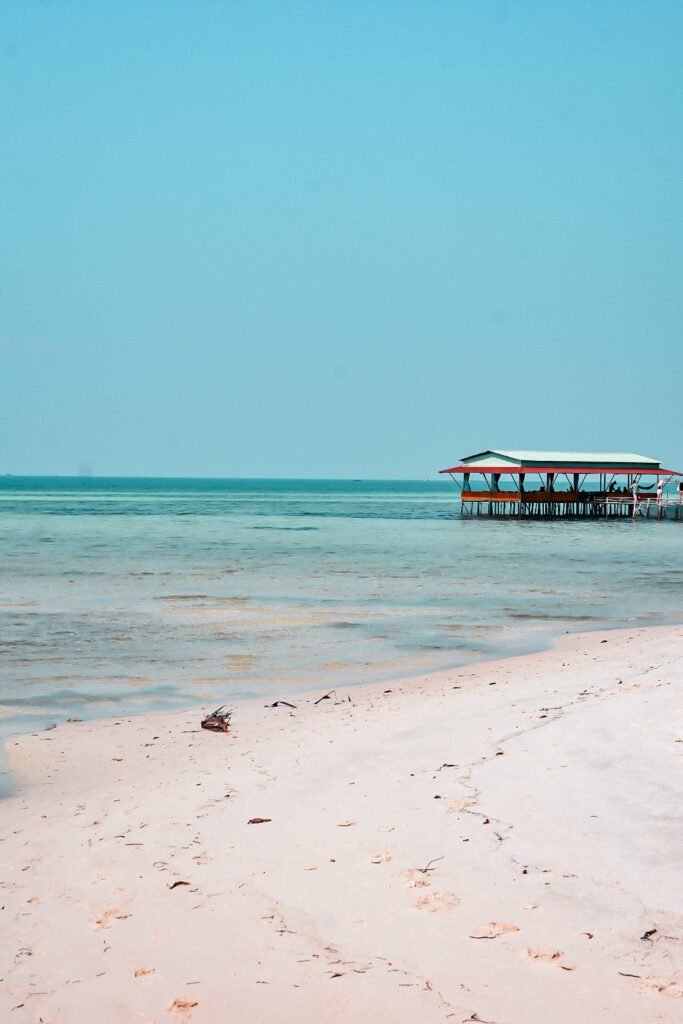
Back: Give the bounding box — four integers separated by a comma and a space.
1, 476, 682, 749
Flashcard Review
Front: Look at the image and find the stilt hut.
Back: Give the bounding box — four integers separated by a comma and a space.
440, 450, 682, 519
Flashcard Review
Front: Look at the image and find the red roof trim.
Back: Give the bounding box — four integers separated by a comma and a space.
439, 465, 681, 476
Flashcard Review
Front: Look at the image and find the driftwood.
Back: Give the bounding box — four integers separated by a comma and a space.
268, 700, 296, 709
201, 706, 232, 732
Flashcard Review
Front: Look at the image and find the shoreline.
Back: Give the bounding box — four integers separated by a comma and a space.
1, 623, 682, 1022
4, 611, 683, 760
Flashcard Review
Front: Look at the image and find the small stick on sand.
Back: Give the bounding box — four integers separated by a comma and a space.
417, 856, 445, 874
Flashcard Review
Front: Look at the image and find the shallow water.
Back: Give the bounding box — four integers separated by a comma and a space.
1, 477, 682, 744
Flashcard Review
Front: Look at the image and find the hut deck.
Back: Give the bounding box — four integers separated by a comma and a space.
444, 450, 682, 520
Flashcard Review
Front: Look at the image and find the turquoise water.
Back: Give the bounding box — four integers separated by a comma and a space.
1, 477, 682, 744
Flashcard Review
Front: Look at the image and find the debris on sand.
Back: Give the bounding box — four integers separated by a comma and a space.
200, 706, 232, 733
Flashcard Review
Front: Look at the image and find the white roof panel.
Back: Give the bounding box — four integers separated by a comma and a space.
497, 450, 658, 464
461, 450, 659, 466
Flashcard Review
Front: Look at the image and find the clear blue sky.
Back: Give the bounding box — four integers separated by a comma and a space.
2, 1, 682, 477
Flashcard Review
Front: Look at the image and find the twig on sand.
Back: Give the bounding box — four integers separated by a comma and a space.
313, 690, 352, 705
417, 856, 445, 874
201, 706, 232, 733
268, 701, 296, 709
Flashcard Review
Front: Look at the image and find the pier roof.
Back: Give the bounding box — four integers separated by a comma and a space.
440, 450, 680, 475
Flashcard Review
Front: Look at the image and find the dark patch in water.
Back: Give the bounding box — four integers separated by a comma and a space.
1, 686, 175, 707
251, 526, 318, 531
508, 613, 597, 621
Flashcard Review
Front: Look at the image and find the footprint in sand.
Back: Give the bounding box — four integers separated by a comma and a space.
470, 922, 519, 939
447, 799, 478, 813
527, 947, 575, 971
169, 997, 199, 1013
401, 868, 431, 889
636, 975, 683, 999
95, 907, 130, 929
415, 891, 460, 912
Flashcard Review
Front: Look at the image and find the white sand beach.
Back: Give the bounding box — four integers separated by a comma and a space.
1, 625, 682, 1023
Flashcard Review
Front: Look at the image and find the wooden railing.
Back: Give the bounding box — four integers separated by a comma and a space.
461, 491, 651, 503
461, 491, 520, 501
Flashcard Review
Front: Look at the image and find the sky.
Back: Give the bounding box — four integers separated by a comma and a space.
1, 0, 682, 478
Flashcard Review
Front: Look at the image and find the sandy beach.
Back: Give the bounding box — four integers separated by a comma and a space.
1, 624, 681, 1023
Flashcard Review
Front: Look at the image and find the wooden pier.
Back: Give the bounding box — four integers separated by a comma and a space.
441, 450, 682, 520
460, 491, 683, 519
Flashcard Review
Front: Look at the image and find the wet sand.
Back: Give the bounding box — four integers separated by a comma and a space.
1, 624, 681, 1022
